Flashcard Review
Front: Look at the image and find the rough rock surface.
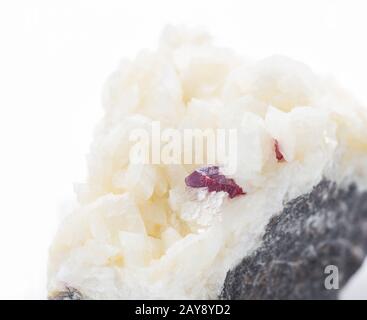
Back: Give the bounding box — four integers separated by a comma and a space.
221, 179, 367, 299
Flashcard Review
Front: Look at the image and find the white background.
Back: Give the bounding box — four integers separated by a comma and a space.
0, 0, 367, 299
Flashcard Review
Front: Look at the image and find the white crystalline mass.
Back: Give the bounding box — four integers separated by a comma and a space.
48, 26, 367, 299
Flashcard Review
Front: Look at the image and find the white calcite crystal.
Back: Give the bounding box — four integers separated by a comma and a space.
48, 26, 367, 299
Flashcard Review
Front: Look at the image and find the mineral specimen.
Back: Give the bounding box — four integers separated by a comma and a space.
48, 26, 367, 300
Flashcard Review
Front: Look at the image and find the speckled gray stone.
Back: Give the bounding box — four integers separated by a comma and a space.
220, 179, 367, 300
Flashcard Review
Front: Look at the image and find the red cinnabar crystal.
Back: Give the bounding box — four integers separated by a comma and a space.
185, 166, 246, 198
274, 139, 284, 161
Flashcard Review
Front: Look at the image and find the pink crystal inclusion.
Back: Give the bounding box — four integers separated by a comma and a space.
274, 139, 284, 161
185, 166, 246, 199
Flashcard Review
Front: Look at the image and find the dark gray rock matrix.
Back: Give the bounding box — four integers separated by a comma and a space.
221, 179, 367, 299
